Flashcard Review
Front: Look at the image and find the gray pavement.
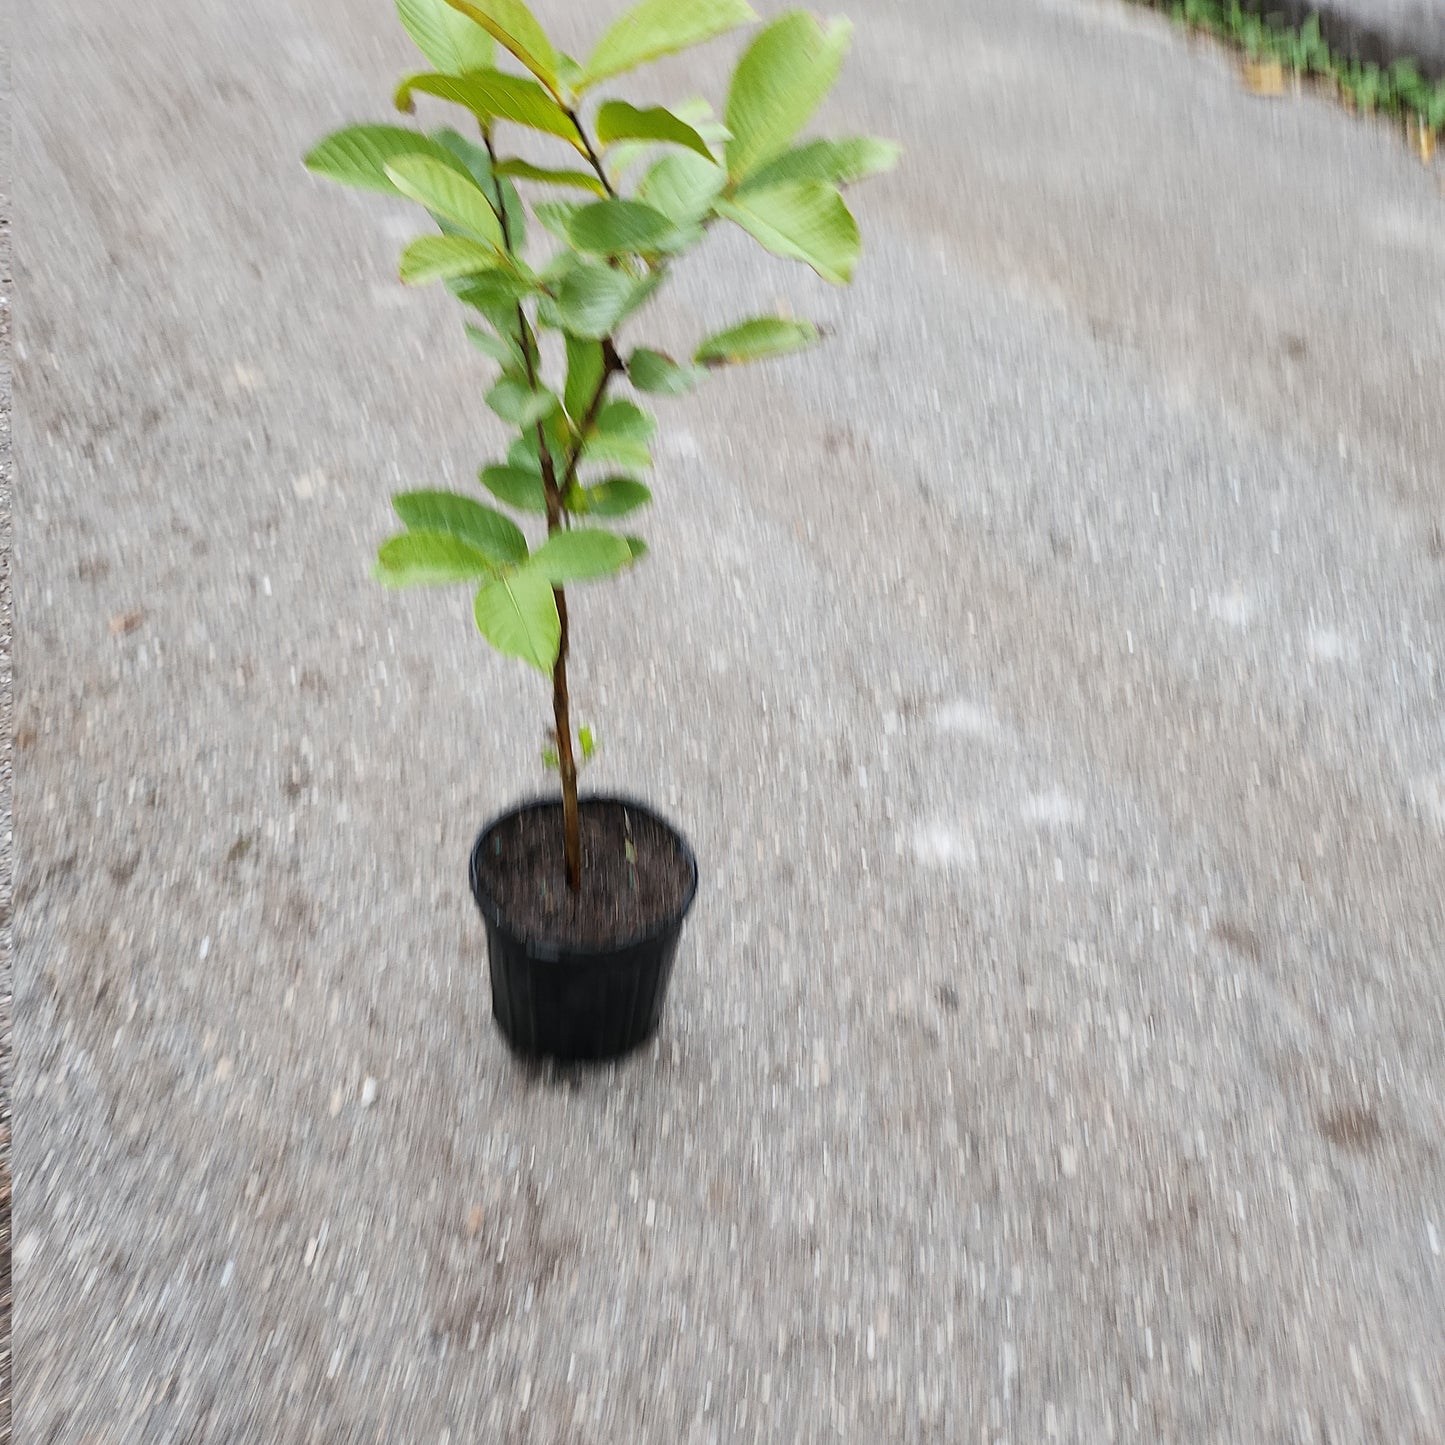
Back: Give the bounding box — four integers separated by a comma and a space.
13, 0, 1445, 1440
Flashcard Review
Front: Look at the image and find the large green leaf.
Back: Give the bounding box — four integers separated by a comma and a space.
724, 13, 852, 180
628, 347, 707, 395
616, 268, 663, 326
304, 125, 460, 194
383, 155, 506, 246
553, 261, 638, 338
464, 322, 526, 373
592, 398, 655, 444
494, 158, 605, 195
583, 0, 757, 87
695, 315, 818, 364
398, 234, 504, 284
396, 71, 583, 150
567, 198, 679, 255
480, 464, 549, 513
573, 477, 652, 516
440, 0, 560, 92
397, 0, 495, 73
738, 136, 899, 192
528, 528, 635, 582
474, 568, 560, 672
636, 152, 725, 225
376, 531, 499, 586
596, 101, 714, 160
392, 491, 528, 562
581, 433, 652, 470
452, 268, 535, 325
533, 199, 581, 242
715, 181, 859, 284
432, 128, 526, 246
485, 377, 558, 428
564, 335, 606, 421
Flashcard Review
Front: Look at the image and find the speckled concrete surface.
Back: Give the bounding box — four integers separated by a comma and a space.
13, 0, 1445, 1440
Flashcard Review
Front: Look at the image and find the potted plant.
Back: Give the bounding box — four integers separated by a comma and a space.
306, 0, 896, 1060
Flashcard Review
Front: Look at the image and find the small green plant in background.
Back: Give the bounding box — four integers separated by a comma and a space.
1151, 0, 1445, 151
306, 0, 897, 890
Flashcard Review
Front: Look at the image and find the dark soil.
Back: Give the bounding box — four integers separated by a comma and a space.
474, 799, 693, 951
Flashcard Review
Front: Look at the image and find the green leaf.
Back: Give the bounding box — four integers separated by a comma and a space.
440, 0, 560, 92
672, 96, 732, 145
593, 398, 655, 443
376, 530, 499, 586
738, 136, 899, 192
506, 435, 541, 471
528, 528, 635, 582
725, 13, 851, 180
486, 377, 558, 428
616, 268, 664, 326
596, 101, 715, 160
392, 490, 528, 562
581, 433, 652, 470
383, 155, 506, 246
575, 476, 652, 516
304, 125, 460, 194
600, 141, 655, 187
431, 128, 527, 244
480, 464, 549, 513
578, 725, 596, 760
636, 151, 725, 224
564, 335, 605, 421
554, 261, 639, 337
567, 198, 680, 255
623, 535, 649, 560
397, 0, 496, 73
465, 323, 525, 372
398, 234, 504, 284
715, 181, 859, 284
695, 315, 817, 364
452, 267, 535, 322
474, 568, 561, 672
494, 158, 606, 194
583, 0, 757, 87
628, 347, 707, 395
395, 71, 583, 150
533, 200, 581, 241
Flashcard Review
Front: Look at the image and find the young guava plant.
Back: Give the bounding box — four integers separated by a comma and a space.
306, 0, 897, 896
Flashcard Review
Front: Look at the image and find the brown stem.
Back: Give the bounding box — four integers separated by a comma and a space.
567, 108, 617, 198
484, 130, 583, 888
552, 589, 580, 890
559, 338, 623, 502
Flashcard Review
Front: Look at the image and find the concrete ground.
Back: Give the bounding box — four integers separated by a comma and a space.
13, 0, 1445, 1440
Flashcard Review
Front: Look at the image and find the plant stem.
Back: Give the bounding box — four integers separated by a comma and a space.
484, 129, 583, 889
567, 108, 617, 197
552, 593, 581, 891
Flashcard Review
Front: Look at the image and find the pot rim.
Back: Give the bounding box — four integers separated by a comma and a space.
469, 792, 699, 961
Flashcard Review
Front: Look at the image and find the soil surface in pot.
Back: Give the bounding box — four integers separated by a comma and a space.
476, 800, 692, 951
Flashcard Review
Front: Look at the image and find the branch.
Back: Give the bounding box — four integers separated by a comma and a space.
483, 129, 564, 527
566, 107, 617, 198
557, 339, 623, 501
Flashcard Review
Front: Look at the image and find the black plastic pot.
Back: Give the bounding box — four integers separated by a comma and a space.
469, 795, 698, 1061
